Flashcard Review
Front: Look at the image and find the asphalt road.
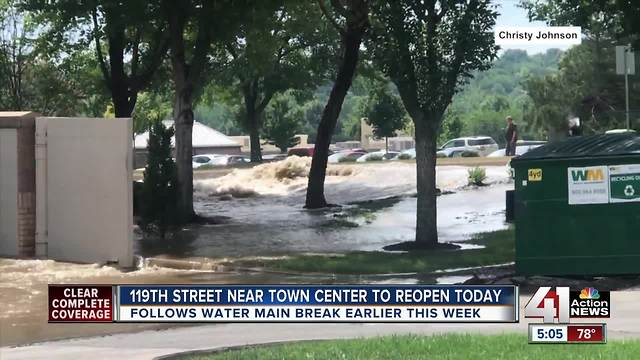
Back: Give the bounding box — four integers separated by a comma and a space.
2, 291, 639, 360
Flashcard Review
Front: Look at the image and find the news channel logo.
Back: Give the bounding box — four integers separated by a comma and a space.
524, 287, 610, 323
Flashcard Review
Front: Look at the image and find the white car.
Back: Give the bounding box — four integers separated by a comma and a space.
355, 150, 400, 162
328, 150, 367, 163
192, 154, 249, 168
437, 136, 498, 157
192, 154, 222, 168
488, 146, 540, 157
392, 148, 416, 160
488, 141, 547, 157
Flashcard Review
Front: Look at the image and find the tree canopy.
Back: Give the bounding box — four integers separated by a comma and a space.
262, 94, 303, 153
368, 0, 499, 247
22, 0, 169, 117
362, 83, 408, 152
221, 0, 331, 162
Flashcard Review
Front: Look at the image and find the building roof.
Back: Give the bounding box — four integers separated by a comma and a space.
134, 120, 240, 149
0, 111, 39, 117
512, 133, 640, 163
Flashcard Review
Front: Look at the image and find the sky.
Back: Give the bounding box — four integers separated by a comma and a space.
495, 0, 574, 54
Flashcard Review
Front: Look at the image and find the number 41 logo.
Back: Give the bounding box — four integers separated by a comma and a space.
524, 287, 570, 323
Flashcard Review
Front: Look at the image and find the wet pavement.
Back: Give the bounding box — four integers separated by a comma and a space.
0, 258, 488, 346
139, 161, 512, 258
2, 161, 514, 346
4, 291, 640, 360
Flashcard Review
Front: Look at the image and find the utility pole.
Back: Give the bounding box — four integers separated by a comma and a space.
625, 45, 630, 130
617, 44, 634, 130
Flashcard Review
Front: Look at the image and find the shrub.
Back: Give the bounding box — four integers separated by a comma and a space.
133, 181, 144, 216
365, 154, 384, 162
468, 167, 487, 186
139, 121, 179, 238
397, 153, 413, 160
338, 156, 357, 163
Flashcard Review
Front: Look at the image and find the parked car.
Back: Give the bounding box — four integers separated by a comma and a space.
192, 154, 224, 168
356, 150, 400, 162
436, 136, 498, 157
263, 154, 287, 162
225, 155, 251, 165
328, 150, 367, 163
487, 141, 547, 157
287, 146, 315, 157
347, 148, 368, 153
392, 148, 416, 160
488, 146, 539, 157
192, 154, 249, 168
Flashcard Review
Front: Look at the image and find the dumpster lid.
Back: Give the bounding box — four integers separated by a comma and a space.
511, 133, 640, 162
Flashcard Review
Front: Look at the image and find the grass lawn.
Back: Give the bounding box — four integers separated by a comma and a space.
178, 334, 637, 360
234, 228, 514, 274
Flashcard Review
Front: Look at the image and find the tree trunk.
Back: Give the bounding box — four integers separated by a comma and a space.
104, 10, 136, 118
173, 74, 195, 221
111, 82, 135, 118
414, 118, 439, 246
167, 7, 195, 221
385, 136, 389, 153
305, 32, 363, 208
243, 89, 263, 162
248, 118, 262, 162
108, 48, 135, 117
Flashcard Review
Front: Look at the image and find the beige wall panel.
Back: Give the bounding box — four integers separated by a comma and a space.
36, 117, 133, 267
0, 129, 18, 256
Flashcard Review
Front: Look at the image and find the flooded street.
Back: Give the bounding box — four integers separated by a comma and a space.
138, 160, 512, 258
2, 160, 513, 346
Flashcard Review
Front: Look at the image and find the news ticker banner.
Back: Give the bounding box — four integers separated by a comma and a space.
48, 285, 518, 323
529, 324, 607, 344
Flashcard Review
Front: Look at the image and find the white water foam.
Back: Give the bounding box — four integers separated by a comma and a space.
195, 158, 511, 203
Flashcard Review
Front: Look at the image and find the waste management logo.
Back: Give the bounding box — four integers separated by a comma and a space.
568, 166, 609, 204
525, 287, 610, 323
571, 168, 606, 182
568, 164, 640, 204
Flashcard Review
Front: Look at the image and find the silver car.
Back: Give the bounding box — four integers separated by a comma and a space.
437, 136, 499, 157
192, 154, 249, 168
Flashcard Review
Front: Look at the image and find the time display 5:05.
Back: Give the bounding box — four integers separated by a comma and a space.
530, 325, 568, 343
529, 324, 606, 344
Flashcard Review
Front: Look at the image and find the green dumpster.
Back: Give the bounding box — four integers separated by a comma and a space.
510, 133, 640, 276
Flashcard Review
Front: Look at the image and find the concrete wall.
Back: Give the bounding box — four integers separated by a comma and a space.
0, 129, 18, 256
360, 118, 414, 151
17, 119, 36, 256
0, 112, 37, 257
36, 117, 134, 267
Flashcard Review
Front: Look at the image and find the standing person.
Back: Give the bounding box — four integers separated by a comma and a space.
504, 116, 518, 156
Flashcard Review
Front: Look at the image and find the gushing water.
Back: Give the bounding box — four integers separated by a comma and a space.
140, 162, 512, 258
194, 156, 357, 198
